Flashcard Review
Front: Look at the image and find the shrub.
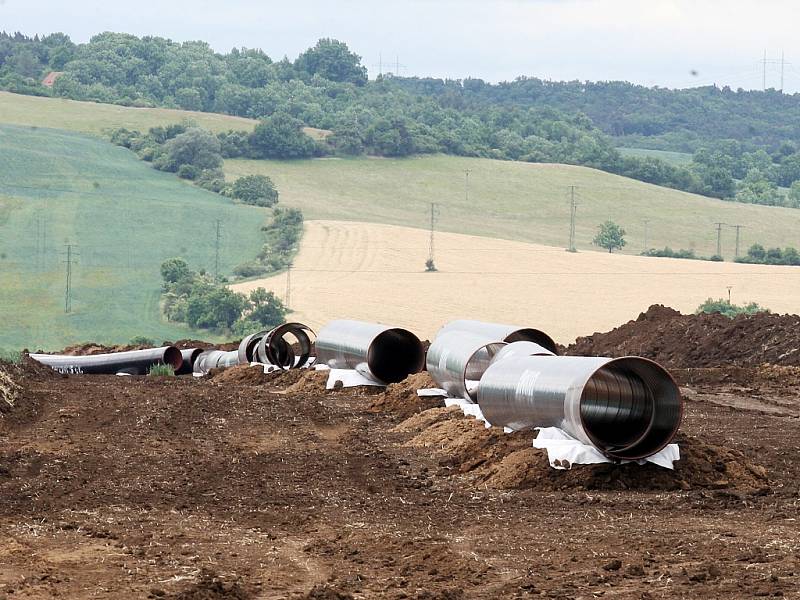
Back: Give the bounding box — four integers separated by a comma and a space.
232, 174, 279, 207
129, 336, 155, 346
696, 298, 770, 318
177, 164, 200, 180
148, 363, 175, 377
233, 262, 268, 278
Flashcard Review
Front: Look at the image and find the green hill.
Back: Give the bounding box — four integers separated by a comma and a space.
224, 154, 800, 257
0, 124, 266, 350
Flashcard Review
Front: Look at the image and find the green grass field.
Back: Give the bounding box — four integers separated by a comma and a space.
224, 155, 800, 257
617, 147, 693, 166
0, 124, 267, 351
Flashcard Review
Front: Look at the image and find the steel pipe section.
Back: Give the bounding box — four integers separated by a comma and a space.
478, 355, 682, 460
426, 330, 507, 401
193, 350, 240, 374
437, 320, 559, 355
176, 348, 203, 375
316, 320, 425, 384
30, 347, 183, 376
255, 322, 315, 369
489, 341, 555, 364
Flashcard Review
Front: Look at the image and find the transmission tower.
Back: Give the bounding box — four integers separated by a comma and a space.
214, 219, 222, 280
427, 202, 439, 271
63, 243, 79, 313
568, 186, 577, 252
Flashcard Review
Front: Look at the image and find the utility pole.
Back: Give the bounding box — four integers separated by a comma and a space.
285, 262, 292, 307
568, 186, 577, 252
464, 169, 471, 204
63, 243, 79, 313
726, 286, 733, 305
643, 219, 650, 251
214, 219, 222, 280
427, 202, 438, 270
730, 224, 745, 258
714, 222, 726, 257
763, 49, 768, 91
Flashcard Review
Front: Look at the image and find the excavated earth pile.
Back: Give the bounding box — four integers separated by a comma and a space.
568, 304, 800, 368
2, 313, 800, 598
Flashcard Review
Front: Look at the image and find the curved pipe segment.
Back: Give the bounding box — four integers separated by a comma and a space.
437, 320, 559, 355
426, 330, 507, 401
489, 341, 555, 364
477, 355, 682, 460
256, 322, 316, 369
30, 346, 183, 375
315, 320, 425, 384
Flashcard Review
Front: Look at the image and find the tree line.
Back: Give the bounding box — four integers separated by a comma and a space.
5, 31, 800, 205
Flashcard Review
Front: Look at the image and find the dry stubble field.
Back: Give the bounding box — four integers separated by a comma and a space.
232, 220, 800, 342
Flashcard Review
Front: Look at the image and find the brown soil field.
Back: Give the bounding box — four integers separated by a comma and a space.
2, 334, 800, 598
230, 220, 800, 343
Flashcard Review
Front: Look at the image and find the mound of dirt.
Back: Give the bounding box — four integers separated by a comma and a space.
370, 372, 443, 417
567, 304, 800, 368
283, 370, 329, 394
209, 364, 271, 385
159, 570, 251, 599
398, 408, 769, 492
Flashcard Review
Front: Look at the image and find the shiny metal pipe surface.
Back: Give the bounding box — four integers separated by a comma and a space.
237, 331, 268, 364
426, 330, 506, 401
30, 347, 183, 375
316, 320, 424, 384
478, 355, 682, 460
437, 320, 559, 355
193, 350, 240, 375
489, 341, 554, 364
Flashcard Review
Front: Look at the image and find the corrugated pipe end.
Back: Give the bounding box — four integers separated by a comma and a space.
163, 346, 184, 371
506, 329, 559, 355
579, 357, 682, 460
367, 328, 425, 384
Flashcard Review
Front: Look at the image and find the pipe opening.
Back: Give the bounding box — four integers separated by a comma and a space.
464, 342, 506, 400
505, 329, 559, 355
258, 323, 315, 369
580, 357, 681, 460
163, 346, 184, 371
367, 328, 425, 384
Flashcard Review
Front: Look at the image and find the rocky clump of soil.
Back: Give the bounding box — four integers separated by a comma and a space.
567, 304, 800, 368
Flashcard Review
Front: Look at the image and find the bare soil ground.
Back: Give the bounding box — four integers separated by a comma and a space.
1, 353, 799, 599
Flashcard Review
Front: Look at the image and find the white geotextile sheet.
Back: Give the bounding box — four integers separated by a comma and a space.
324, 368, 385, 389
418, 389, 679, 470
532, 427, 680, 470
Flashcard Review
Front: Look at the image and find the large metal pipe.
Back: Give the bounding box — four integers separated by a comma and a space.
489, 341, 555, 364
193, 349, 240, 374
437, 320, 559, 355
255, 322, 315, 368
478, 355, 682, 460
426, 330, 507, 401
316, 320, 425, 384
30, 347, 183, 375
176, 348, 203, 375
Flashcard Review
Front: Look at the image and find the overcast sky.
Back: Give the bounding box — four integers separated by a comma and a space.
2, 0, 800, 92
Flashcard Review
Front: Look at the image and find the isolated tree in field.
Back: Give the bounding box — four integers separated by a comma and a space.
156, 128, 223, 172
592, 220, 627, 253
248, 112, 316, 159
160, 257, 191, 284
294, 38, 368, 85
232, 174, 279, 207
247, 287, 287, 327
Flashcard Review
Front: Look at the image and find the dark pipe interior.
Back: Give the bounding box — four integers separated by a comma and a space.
505, 329, 559, 355
579, 358, 681, 460
368, 328, 425, 384
163, 346, 184, 371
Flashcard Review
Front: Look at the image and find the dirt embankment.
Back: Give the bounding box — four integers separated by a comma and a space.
568, 304, 800, 368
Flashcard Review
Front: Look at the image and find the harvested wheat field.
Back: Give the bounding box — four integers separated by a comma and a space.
232, 220, 800, 342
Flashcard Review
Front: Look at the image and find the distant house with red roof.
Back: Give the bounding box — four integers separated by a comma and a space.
41, 72, 64, 87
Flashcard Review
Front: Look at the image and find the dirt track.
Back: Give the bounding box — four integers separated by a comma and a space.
1, 358, 799, 599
